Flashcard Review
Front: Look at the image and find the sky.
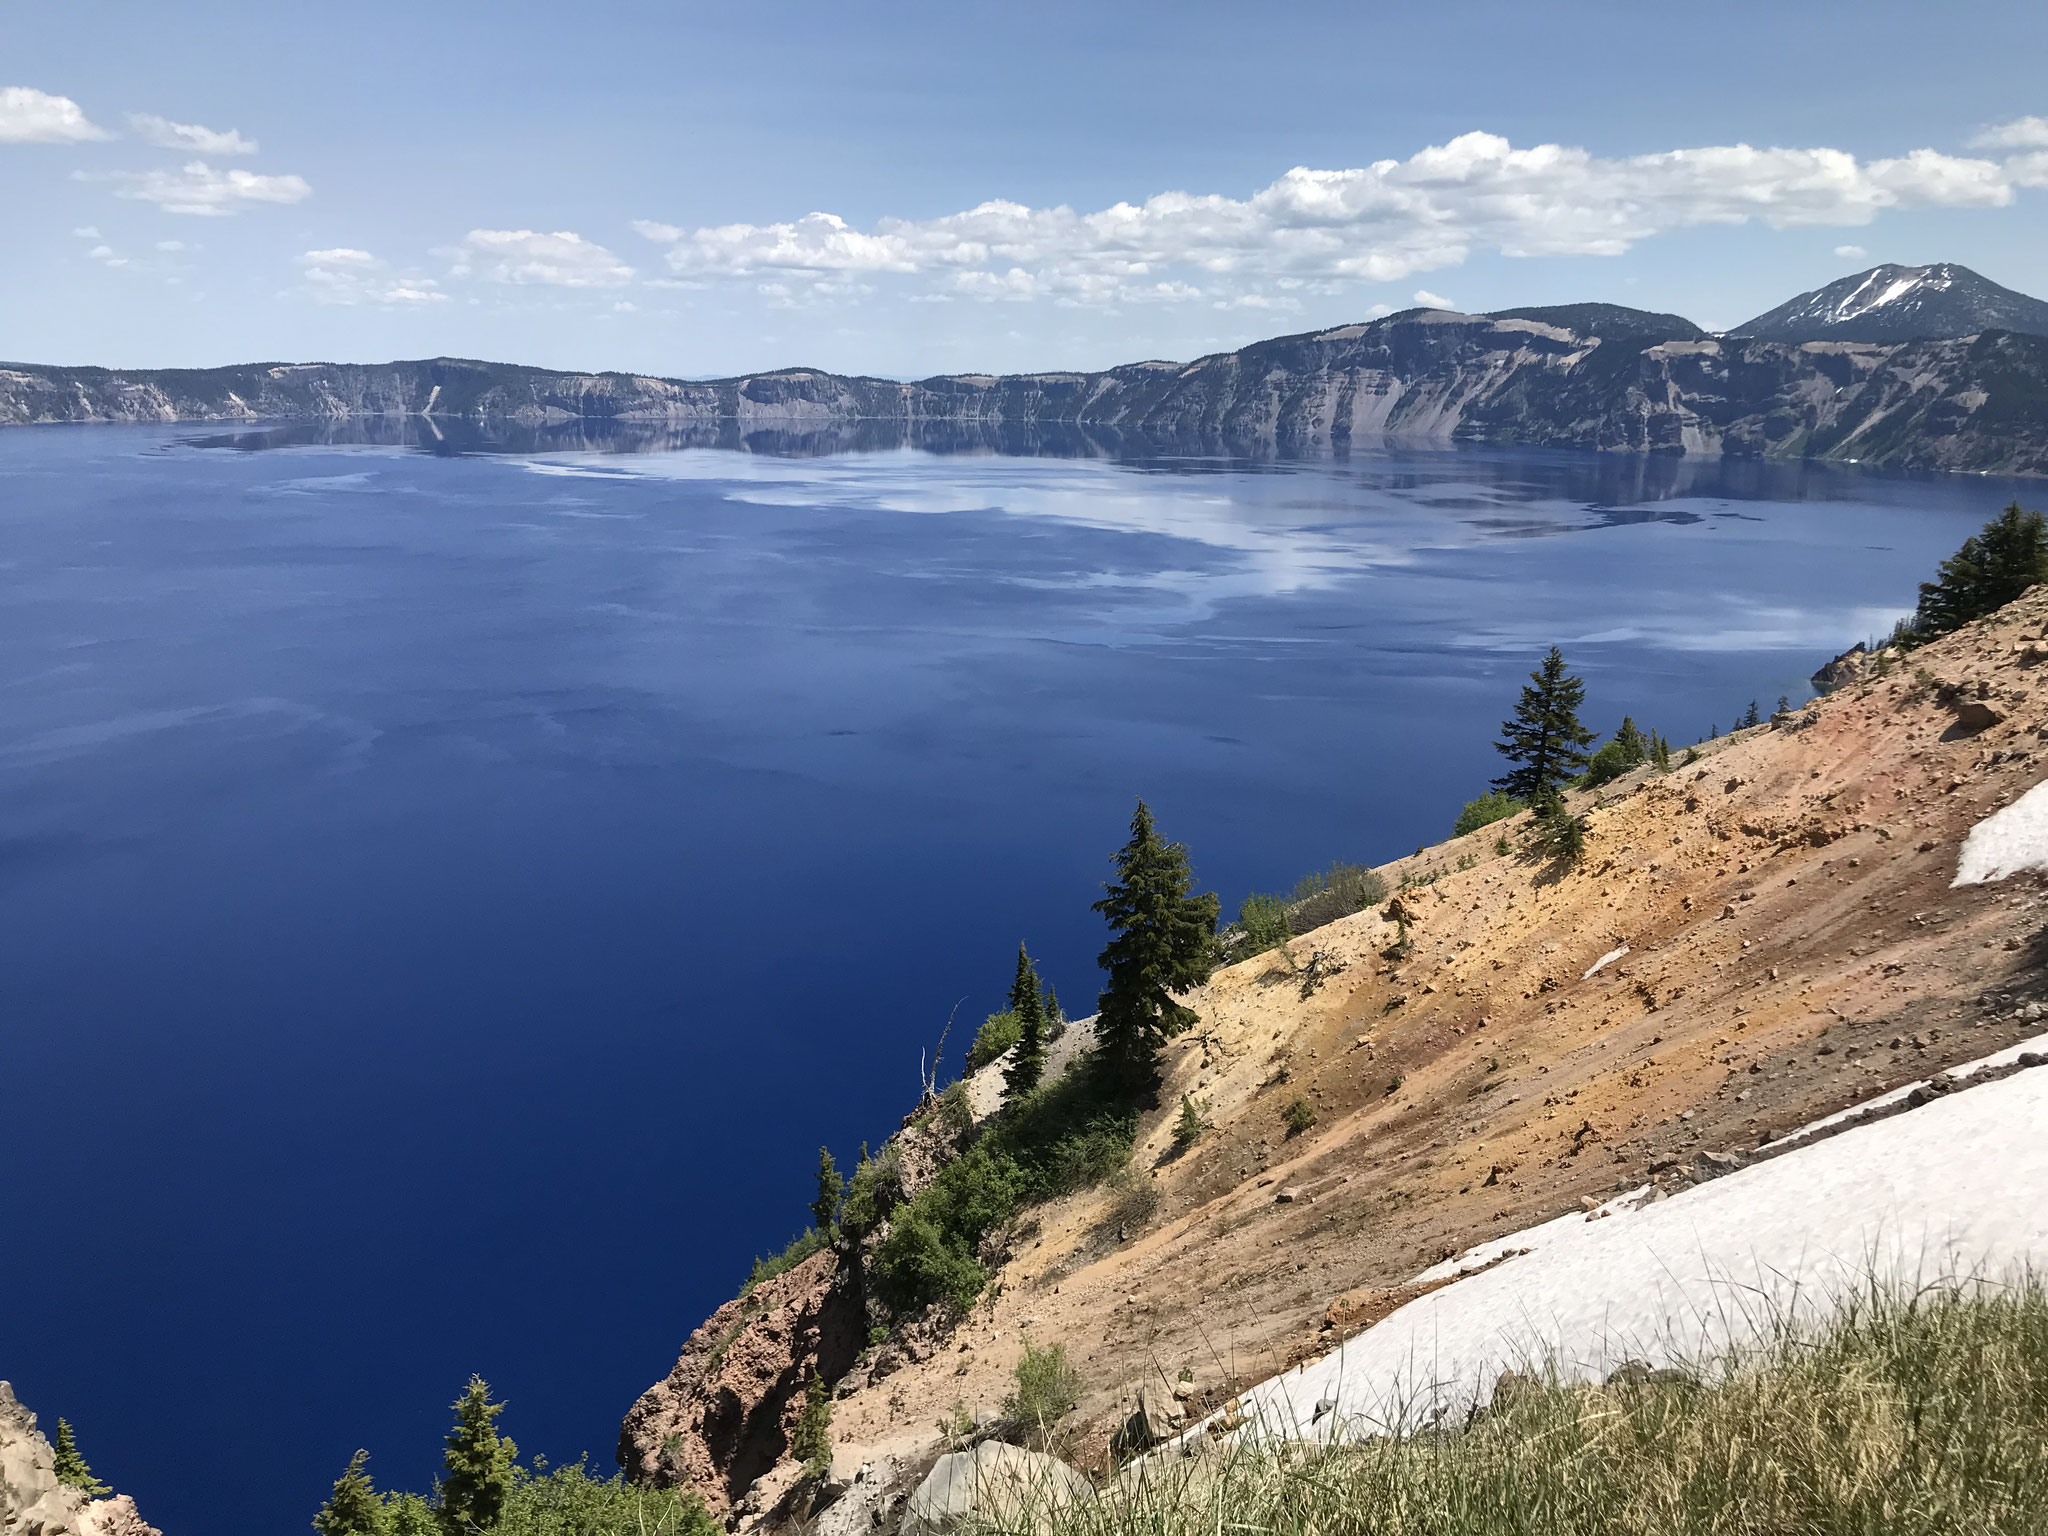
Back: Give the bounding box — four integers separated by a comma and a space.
7, 0, 2048, 379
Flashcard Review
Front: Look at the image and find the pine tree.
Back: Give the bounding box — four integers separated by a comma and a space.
790, 1374, 832, 1477
52, 1419, 109, 1498
1002, 943, 1047, 1101
313, 1450, 386, 1536
1738, 699, 1761, 729
1915, 502, 2048, 638
1091, 801, 1220, 1092
1775, 694, 1792, 716
1492, 648, 1596, 801
439, 1377, 516, 1536
811, 1147, 842, 1234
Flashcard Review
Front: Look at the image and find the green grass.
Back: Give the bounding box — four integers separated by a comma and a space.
1030, 1275, 2048, 1536
490, 1460, 720, 1536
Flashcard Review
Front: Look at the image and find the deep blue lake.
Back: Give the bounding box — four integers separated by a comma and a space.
0, 422, 2014, 1536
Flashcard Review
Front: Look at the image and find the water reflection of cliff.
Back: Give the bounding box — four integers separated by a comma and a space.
182, 412, 1879, 510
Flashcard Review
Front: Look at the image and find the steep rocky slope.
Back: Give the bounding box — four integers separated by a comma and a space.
11, 294, 2048, 474
629, 588, 2048, 1529
0, 1385, 156, 1536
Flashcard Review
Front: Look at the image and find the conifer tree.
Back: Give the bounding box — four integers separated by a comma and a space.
52, 1420, 109, 1498
1915, 502, 2048, 638
1003, 943, 1047, 1101
1738, 699, 1761, 729
811, 1147, 842, 1234
313, 1450, 386, 1536
1492, 648, 1596, 801
790, 1374, 832, 1477
1091, 801, 1219, 1092
384, 1494, 436, 1536
439, 1377, 516, 1536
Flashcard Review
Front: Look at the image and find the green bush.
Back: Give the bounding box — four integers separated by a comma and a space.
870, 1064, 1137, 1317
493, 1461, 719, 1536
1282, 1098, 1316, 1137
965, 1009, 1023, 1073
1288, 863, 1389, 932
1004, 1339, 1083, 1433
937, 1079, 974, 1136
1236, 893, 1291, 955
1453, 790, 1523, 837
1171, 1094, 1209, 1150
839, 1144, 901, 1236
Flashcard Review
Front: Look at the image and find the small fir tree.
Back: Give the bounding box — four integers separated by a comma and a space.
1738, 699, 1761, 729
1492, 648, 1596, 801
439, 1377, 516, 1536
790, 1375, 832, 1478
1091, 801, 1220, 1092
1915, 502, 2048, 638
313, 1450, 386, 1536
1171, 1094, 1209, 1150
811, 1147, 842, 1234
52, 1420, 109, 1498
1530, 787, 1588, 868
1002, 943, 1047, 1101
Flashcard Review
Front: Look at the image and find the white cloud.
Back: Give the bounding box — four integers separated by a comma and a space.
127, 113, 258, 155
156, 239, 188, 252
71, 225, 100, 239
298, 247, 447, 306
1413, 288, 1457, 309
77, 159, 310, 215
1971, 115, 2048, 150
446, 229, 633, 288
0, 86, 109, 144
632, 129, 2020, 307
1834, 244, 1868, 258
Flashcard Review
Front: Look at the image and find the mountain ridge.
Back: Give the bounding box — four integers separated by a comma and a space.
1734, 261, 2048, 343
9, 269, 2048, 475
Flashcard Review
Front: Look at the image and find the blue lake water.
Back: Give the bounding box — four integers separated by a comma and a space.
0, 423, 2017, 1536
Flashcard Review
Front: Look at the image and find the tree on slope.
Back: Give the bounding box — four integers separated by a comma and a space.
1091, 801, 1219, 1092
439, 1377, 516, 1536
811, 1146, 842, 1234
1003, 943, 1048, 1102
1915, 501, 2048, 638
52, 1419, 109, 1498
313, 1450, 386, 1536
1493, 647, 1596, 801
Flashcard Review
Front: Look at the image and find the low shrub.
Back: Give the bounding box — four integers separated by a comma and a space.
1281, 1097, 1316, 1137
489, 1460, 720, 1536
1004, 1339, 1083, 1435
965, 1009, 1023, 1073
839, 1143, 903, 1236
1452, 790, 1523, 837
1288, 863, 1389, 933
1236, 893, 1291, 954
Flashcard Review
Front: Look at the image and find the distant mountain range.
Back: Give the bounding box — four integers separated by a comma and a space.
8, 263, 2048, 475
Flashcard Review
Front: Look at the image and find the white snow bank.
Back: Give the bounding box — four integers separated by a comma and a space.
1953, 778, 2048, 886
1192, 1063, 2048, 1446
1772, 1028, 2048, 1149
1582, 944, 1629, 980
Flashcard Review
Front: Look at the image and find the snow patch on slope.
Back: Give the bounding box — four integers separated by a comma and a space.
1953, 777, 2048, 886
1181, 1060, 2048, 1447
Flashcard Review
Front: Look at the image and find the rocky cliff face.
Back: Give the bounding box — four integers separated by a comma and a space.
0, 1385, 157, 1536
616, 1249, 866, 1514
11, 306, 2048, 475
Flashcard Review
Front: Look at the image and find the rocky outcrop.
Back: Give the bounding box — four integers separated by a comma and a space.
12, 300, 2048, 475
617, 1248, 865, 1513
0, 1385, 158, 1536
898, 1443, 1093, 1536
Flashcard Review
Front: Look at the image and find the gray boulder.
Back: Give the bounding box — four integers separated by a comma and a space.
899, 1442, 1092, 1536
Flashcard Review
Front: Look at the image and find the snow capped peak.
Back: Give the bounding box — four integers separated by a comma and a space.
1735, 262, 2048, 343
